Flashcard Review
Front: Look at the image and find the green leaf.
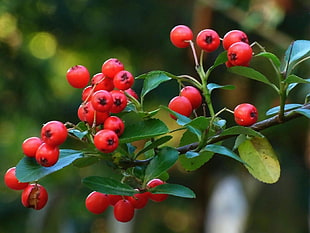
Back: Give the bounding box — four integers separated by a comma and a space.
160, 105, 192, 126
136, 135, 172, 156
184, 116, 211, 140
207, 83, 235, 93
144, 147, 179, 182
16, 149, 84, 182
209, 50, 228, 71
179, 130, 198, 147
293, 108, 310, 118
255, 52, 281, 68
150, 183, 196, 198
283, 40, 310, 67
238, 136, 280, 183
120, 118, 169, 143
266, 103, 303, 116
229, 66, 278, 91
73, 156, 99, 168
285, 74, 310, 84
179, 151, 213, 171
68, 129, 88, 139
220, 126, 263, 137
137, 71, 173, 98
204, 144, 245, 164
82, 176, 138, 196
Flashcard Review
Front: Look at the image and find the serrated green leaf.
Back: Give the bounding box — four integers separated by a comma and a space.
229, 66, 278, 91
16, 149, 84, 182
207, 83, 235, 93
136, 135, 172, 156
255, 52, 281, 68
293, 108, 310, 118
266, 104, 303, 116
120, 118, 168, 143
204, 144, 245, 164
68, 129, 88, 139
238, 137, 280, 183
82, 176, 138, 196
179, 151, 213, 171
144, 147, 179, 182
137, 71, 173, 98
220, 126, 263, 137
150, 183, 196, 198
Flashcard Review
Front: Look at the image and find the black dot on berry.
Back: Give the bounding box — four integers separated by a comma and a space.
205, 35, 213, 44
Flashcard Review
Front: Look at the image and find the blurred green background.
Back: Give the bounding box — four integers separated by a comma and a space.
0, 0, 309, 232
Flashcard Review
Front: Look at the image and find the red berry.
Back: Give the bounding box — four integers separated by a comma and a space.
94, 129, 119, 153
41, 121, 68, 147
180, 86, 202, 109
113, 70, 135, 90
21, 184, 48, 210
66, 65, 90, 88
81, 85, 93, 102
91, 90, 113, 112
91, 73, 114, 92
196, 29, 220, 52
85, 191, 110, 214
102, 58, 124, 79
104, 116, 125, 137
114, 199, 135, 222
170, 25, 193, 48
227, 42, 253, 66
147, 179, 168, 202
110, 90, 128, 113
107, 194, 122, 205
124, 88, 139, 101
78, 102, 109, 126
4, 167, 29, 190
222, 29, 249, 50
168, 96, 193, 119
234, 103, 258, 126
35, 143, 60, 167
22, 137, 43, 158
128, 193, 149, 209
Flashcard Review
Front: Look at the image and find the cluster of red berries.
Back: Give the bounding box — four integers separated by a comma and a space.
168, 86, 202, 119
170, 25, 253, 67
4, 167, 48, 210
66, 58, 138, 154
85, 178, 168, 222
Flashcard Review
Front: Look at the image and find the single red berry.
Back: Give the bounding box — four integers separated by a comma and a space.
114, 199, 135, 222
128, 193, 149, 209
147, 178, 168, 202
22, 137, 43, 158
180, 86, 202, 109
227, 42, 253, 66
4, 167, 29, 190
234, 103, 258, 126
107, 194, 123, 205
78, 102, 109, 125
66, 65, 90, 88
41, 121, 68, 147
81, 85, 93, 102
85, 191, 110, 214
94, 129, 119, 153
196, 29, 220, 52
102, 58, 124, 79
91, 73, 114, 92
168, 96, 193, 119
91, 90, 113, 112
21, 184, 48, 210
35, 143, 59, 167
110, 90, 128, 113
222, 29, 249, 50
170, 25, 193, 48
104, 116, 125, 137
113, 70, 135, 90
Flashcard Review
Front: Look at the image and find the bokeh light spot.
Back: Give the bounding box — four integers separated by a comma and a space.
29, 32, 57, 59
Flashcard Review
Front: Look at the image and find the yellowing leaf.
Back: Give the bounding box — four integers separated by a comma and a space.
238, 137, 280, 183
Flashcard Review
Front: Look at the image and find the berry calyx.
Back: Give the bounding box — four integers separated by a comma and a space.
94, 129, 119, 153
4, 167, 29, 190
227, 42, 253, 66
85, 191, 110, 214
234, 103, 258, 126
66, 65, 90, 88
101, 58, 124, 79
170, 25, 193, 48
91, 90, 113, 112
113, 199, 135, 222
21, 183, 48, 210
168, 96, 193, 119
41, 121, 68, 147
222, 29, 249, 50
196, 29, 220, 52
180, 86, 202, 109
